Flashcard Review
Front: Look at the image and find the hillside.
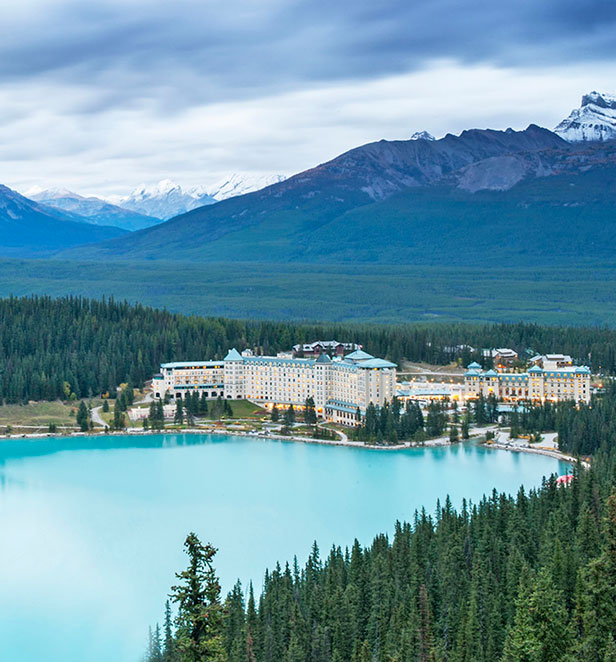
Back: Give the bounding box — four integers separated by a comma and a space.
62, 129, 616, 266
0, 185, 127, 257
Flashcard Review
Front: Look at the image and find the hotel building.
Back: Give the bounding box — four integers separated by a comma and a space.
464, 361, 591, 404
152, 348, 397, 425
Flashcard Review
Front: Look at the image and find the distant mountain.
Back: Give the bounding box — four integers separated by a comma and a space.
0, 184, 126, 257
64, 124, 585, 263
554, 91, 616, 142
410, 131, 435, 141
108, 179, 217, 220
26, 187, 161, 231
207, 173, 287, 200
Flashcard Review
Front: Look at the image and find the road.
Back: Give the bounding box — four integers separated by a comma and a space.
91, 390, 153, 428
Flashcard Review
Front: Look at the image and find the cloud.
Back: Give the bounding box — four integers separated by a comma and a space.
0, 1, 615, 195
0, 0, 614, 111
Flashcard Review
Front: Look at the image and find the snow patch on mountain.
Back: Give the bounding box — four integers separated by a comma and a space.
410, 131, 435, 141
554, 91, 616, 142
108, 179, 217, 220
207, 173, 287, 200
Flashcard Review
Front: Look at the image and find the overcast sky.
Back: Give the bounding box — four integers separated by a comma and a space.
1, 0, 615, 196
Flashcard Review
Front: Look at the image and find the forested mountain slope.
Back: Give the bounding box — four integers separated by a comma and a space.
63, 125, 601, 264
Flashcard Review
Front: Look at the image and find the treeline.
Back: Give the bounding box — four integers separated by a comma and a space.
2, 295, 616, 404
503, 383, 616, 456
352, 400, 446, 444
147, 447, 616, 662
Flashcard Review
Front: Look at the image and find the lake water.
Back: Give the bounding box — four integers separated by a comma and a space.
0, 434, 569, 662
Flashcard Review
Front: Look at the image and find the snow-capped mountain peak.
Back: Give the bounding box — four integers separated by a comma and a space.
410, 131, 435, 141
107, 180, 216, 220
207, 173, 287, 200
21, 186, 161, 231
26, 186, 78, 200
554, 91, 616, 142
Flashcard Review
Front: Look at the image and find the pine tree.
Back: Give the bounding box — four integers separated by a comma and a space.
502, 568, 573, 662
113, 402, 125, 430
283, 405, 295, 427
304, 397, 317, 425
76, 400, 89, 432
576, 494, 616, 661
163, 600, 175, 662
175, 399, 184, 426
271, 405, 279, 423
170, 533, 226, 662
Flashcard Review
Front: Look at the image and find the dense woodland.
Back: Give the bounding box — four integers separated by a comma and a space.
2, 295, 616, 404
146, 443, 616, 662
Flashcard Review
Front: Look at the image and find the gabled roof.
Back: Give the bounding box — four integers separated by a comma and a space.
315, 352, 332, 364
345, 349, 375, 361
224, 348, 242, 361
484, 369, 498, 377
529, 365, 543, 373
467, 361, 482, 369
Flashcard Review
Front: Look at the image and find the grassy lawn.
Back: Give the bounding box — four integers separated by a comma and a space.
0, 401, 76, 427
226, 400, 266, 419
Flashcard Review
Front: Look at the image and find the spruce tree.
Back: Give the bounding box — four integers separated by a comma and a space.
175, 399, 184, 426
76, 400, 89, 432
170, 533, 226, 662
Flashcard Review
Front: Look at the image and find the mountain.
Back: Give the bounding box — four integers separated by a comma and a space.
410, 131, 435, 141
108, 179, 217, 220
64, 124, 582, 263
554, 91, 616, 142
0, 184, 127, 257
26, 187, 161, 231
207, 173, 287, 200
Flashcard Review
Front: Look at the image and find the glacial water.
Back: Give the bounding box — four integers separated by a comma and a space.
0, 434, 569, 661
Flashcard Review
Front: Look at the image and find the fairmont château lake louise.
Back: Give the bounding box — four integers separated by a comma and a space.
152, 346, 592, 425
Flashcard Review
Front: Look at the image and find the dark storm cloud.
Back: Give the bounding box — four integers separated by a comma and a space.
1, 0, 614, 110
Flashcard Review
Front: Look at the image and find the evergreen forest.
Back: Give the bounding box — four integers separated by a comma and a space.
146, 444, 616, 662
3, 294, 616, 404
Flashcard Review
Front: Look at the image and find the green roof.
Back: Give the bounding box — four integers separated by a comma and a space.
224, 348, 242, 361
345, 349, 375, 361
358, 358, 397, 369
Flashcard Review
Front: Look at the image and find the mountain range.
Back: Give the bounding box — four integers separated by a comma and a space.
26, 187, 160, 231
3, 92, 616, 261
0, 185, 126, 256
62, 98, 616, 265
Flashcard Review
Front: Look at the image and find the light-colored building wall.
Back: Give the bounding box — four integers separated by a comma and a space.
463, 362, 591, 405
152, 348, 397, 425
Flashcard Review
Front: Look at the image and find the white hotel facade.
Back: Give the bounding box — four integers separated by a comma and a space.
152, 348, 397, 425
464, 361, 591, 404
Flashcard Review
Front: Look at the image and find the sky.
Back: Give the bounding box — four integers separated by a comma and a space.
1, 0, 615, 197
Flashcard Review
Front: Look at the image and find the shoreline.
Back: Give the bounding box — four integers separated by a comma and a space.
0, 426, 583, 466
0, 425, 454, 451
481, 440, 584, 467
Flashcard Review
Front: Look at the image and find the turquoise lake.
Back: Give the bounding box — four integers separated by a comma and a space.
0, 434, 569, 662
